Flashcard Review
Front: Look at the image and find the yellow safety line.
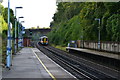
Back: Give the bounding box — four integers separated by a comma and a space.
32, 49, 56, 80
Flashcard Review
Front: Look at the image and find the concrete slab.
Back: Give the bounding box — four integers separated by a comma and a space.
2, 48, 51, 78
66, 47, 120, 60
2, 48, 76, 79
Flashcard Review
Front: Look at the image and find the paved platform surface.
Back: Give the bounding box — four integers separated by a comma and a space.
2, 48, 75, 79
32, 48, 75, 79
66, 47, 120, 60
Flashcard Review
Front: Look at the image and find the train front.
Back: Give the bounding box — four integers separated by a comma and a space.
40, 36, 48, 45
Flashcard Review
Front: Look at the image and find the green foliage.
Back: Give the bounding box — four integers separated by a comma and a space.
0, 16, 8, 38
106, 14, 120, 41
3, 7, 16, 38
48, 2, 120, 46
0, 3, 18, 65
0, 3, 8, 38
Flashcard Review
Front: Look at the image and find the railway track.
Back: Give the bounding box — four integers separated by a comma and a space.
47, 46, 119, 77
36, 43, 119, 80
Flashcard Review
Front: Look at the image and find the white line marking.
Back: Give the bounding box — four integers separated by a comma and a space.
32, 49, 56, 80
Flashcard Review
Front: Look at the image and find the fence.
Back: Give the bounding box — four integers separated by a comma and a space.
77, 40, 120, 53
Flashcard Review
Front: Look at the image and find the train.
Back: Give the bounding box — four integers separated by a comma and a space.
39, 36, 48, 45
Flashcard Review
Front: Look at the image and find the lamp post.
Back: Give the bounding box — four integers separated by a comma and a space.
18, 17, 24, 50
95, 18, 101, 50
14, 6, 23, 54
83, 28, 85, 48
79, 22, 84, 48
6, 0, 11, 69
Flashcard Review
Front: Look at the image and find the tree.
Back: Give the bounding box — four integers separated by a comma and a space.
48, 2, 120, 46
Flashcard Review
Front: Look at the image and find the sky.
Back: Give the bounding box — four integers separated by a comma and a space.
2, 0, 57, 29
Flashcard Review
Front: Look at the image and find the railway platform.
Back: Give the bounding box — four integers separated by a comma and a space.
66, 47, 120, 60
2, 48, 76, 79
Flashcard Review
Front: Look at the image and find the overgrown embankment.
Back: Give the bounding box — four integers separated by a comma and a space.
48, 2, 120, 46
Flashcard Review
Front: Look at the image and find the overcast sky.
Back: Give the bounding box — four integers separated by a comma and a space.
2, 0, 57, 29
